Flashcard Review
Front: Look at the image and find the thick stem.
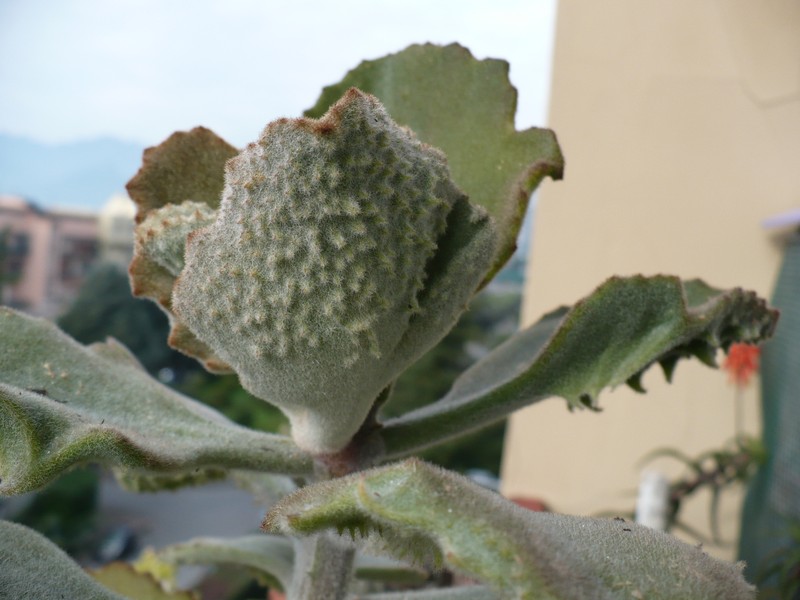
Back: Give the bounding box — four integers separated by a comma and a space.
288, 533, 355, 600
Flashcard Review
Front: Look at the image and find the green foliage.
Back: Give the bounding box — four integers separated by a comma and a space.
306, 43, 564, 280
172, 89, 497, 453
266, 459, 755, 599
0, 43, 778, 599
380, 276, 776, 460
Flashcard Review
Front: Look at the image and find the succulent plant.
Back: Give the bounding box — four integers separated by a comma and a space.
0, 44, 776, 599
170, 89, 496, 453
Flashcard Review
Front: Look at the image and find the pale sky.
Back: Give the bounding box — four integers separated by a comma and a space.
0, 0, 557, 147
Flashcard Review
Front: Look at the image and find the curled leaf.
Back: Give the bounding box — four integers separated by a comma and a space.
306, 42, 564, 279
157, 534, 425, 592
129, 201, 230, 373
381, 276, 778, 458
126, 126, 237, 223
126, 127, 236, 373
159, 535, 294, 592
172, 89, 496, 453
265, 459, 755, 599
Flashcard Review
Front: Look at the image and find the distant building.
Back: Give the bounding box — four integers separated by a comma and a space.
0, 194, 134, 317
97, 193, 136, 269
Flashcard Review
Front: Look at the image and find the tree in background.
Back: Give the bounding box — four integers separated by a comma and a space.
57, 263, 191, 376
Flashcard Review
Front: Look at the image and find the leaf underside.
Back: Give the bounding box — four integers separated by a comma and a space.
380, 276, 778, 459
0, 308, 311, 496
265, 459, 755, 600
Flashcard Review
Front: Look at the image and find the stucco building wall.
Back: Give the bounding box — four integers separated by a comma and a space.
501, 0, 800, 559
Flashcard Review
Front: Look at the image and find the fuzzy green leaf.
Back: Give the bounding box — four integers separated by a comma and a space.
380, 276, 778, 459
172, 89, 496, 454
264, 460, 755, 600
0, 308, 312, 496
306, 42, 564, 278
126, 126, 237, 223
357, 588, 497, 600
127, 131, 234, 373
0, 520, 125, 600
157, 534, 425, 591
159, 535, 294, 592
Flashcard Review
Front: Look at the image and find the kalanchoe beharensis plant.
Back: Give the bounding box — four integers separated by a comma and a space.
0, 44, 779, 599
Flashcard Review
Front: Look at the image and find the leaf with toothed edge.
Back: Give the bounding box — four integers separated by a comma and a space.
0, 307, 312, 497
379, 276, 778, 460
305, 42, 564, 281
265, 459, 756, 600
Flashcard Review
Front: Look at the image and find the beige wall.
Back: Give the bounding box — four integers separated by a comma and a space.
501, 0, 800, 559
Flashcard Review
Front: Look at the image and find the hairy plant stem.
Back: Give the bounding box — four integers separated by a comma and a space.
288, 530, 355, 599
285, 426, 377, 600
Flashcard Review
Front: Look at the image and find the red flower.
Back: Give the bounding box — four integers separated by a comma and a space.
723, 343, 761, 388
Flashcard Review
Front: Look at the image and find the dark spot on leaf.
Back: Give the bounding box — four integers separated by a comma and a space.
623, 528, 631, 532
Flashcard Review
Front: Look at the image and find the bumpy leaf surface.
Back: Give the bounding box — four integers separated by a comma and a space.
129, 200, 230, 372
172, 89, 496, 453
0, 520, 124, 600
380, 276, 778, 458
0, 308, 311, 496
306, 42, 564, 279
265, 460, 755, 600
358, 588, 496, 599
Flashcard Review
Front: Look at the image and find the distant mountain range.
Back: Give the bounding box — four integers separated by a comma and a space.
0, 134, 145, 211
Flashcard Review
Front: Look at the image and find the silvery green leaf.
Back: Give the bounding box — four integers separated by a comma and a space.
381, 276, 778, 458
353, 588, 497, 600
265, 460, 755, 600
157, 534, 425, 593
159, 534, 294, 592
0, 519, 124, 600
0, 307, 312, 496
171, 90, 496, 454
306, 42, 564, 280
